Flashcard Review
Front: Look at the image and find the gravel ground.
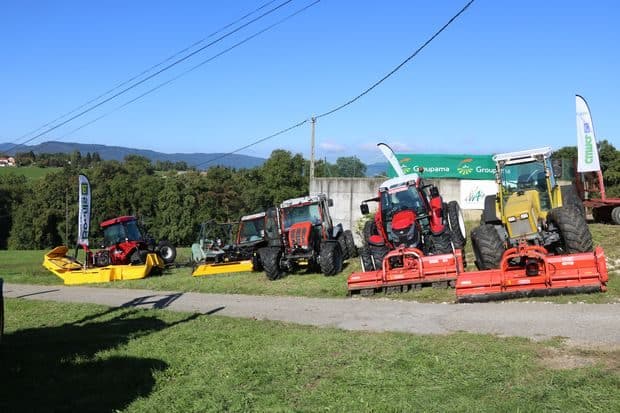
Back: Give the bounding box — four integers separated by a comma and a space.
4, 283, 620, 347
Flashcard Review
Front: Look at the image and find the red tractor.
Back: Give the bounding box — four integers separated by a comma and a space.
358, 173, 466, 272
259, 194, 357, 280
91, 216, 176, 267
347, 172, 467, 296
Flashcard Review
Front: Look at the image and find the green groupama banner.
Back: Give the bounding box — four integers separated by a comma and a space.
387, 154, 496, 180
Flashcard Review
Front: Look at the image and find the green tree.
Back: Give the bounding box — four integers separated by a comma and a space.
335, 156, 366, 177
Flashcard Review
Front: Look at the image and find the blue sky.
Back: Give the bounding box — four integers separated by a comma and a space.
1, 0, 618, 164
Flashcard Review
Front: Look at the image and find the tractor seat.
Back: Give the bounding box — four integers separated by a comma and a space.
367, 234, 385, 247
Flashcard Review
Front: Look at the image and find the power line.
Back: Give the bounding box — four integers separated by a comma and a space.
5, 0, 295, 154
59, 0, 322, 140
13, 1, 279, 145
316, 0, 475, 119
200, 0, 475, 167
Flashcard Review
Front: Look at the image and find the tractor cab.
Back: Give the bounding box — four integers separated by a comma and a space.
237, 212, 267, 245
101, 216, 145, 247
279, 194, 333, 253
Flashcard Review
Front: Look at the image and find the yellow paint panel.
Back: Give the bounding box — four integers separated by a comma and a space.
192, 260, 254, 277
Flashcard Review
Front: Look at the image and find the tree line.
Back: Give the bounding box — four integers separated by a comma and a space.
0, 151, 367, 250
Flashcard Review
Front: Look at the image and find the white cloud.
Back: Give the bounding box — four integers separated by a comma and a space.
319, 141, 346, 152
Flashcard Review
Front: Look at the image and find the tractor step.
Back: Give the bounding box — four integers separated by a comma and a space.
456, 245, 608, 302
347, 247, 464, 296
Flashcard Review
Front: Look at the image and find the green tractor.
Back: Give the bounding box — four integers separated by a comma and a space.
472, 147, 592, 269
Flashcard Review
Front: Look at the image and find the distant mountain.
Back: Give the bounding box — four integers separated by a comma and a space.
366, 162, 388, 177
0, 141, 265, 170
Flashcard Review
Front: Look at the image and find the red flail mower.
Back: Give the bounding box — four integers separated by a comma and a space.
455, 242, 608, 302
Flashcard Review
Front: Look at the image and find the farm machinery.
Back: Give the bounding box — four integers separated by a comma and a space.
347, 143, 467, 295
43, 215, 176, 285
258, 193, 357, 280
456, 147, 608, 302
191, 212, 268, 276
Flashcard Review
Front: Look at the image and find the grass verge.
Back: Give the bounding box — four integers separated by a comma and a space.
1, 224, 618, 303
1, 298, 618, 412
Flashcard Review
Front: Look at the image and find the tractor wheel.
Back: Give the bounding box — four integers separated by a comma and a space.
612, 207, 620, 225
343, 230, 358, 258
561, 185, 585, 217
1, 278, 4, 345
363, 220, 378, 245
358, 246, 374, 271
157, 240, 177, 264
447, 201, 467, 249
369, 245, 389, 270
471, 224, 504, 270
320, 242, 343, 276
548, 207, 593, 253
259, 247, 283, 280
337, 233, 350, 261
592, 206, 611, 223
251, 253, 263, 272
428, 231, 453, 255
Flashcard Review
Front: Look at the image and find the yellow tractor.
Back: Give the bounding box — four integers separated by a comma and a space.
472, 147, 591, 269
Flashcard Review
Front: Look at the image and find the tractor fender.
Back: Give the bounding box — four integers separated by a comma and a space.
332, 223, 344, 240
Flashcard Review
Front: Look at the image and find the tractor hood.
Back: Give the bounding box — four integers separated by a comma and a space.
503, 191, 540, 239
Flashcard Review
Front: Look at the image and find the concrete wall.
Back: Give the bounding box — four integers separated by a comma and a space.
310, 177, 481, 242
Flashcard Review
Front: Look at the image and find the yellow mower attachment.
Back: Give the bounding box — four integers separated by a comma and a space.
191, 259, 253, 277
43, 246, 164, 285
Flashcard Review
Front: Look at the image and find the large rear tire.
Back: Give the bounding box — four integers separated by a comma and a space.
259, 247, 283, 280
612, 207, 620, 225
1, 278, 4, 345
560, 185, 585, 217
337, 233, 350, 261
343, 230, 358, 258
320, 242, 343, 276
447, 201, 466, 249
548, 207, 593, 253
157, 240, 177, 264
471, 224, 504, 270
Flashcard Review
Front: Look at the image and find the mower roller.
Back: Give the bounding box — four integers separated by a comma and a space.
348, 247, 465, 296
456, 242, 608, 302
43, 246, 164, 285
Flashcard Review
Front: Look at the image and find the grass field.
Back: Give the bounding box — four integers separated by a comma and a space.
1, 224, 618, 303
0, 166, 61, 180
1, 298, 618, 412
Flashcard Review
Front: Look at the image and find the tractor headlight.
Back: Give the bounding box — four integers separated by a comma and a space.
520, 213, 529, 219
507, 216, 517, 222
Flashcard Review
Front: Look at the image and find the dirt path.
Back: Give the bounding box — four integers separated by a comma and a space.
4, 283, 620, 347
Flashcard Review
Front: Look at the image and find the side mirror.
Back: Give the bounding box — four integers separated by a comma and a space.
360, 203, 370, 215
327, 198, 334, 207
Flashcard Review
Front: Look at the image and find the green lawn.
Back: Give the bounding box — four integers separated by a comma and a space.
0, 166, 61, 180
1, 298, 618, 412
1, 224, 618, 303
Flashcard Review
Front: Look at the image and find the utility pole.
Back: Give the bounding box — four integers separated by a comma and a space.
309, 116, 316, 194
65, 188, 69, 245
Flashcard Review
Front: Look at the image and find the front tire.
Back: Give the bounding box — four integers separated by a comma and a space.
560, 184, 585, 217
428, 231, 453, 255
320, 242, 343, 276
471, 224, 504, 270
447, 201, 466, 249
157, 240, 177, 264
547, 207, 593, 253
358, 246, 375, 271
259, 247, 283, 280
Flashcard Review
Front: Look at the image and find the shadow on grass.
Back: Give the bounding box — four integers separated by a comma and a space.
0, 307, 199, 412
